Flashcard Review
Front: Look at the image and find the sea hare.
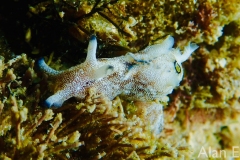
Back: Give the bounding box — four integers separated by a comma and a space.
38, 35, 198, 108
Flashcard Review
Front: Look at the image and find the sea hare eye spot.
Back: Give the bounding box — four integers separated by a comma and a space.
174, 61, 181, 74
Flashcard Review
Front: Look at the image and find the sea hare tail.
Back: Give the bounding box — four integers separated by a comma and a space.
43, 92, 66, 108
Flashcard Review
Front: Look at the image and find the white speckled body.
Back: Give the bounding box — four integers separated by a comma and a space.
38, 35, 198, 108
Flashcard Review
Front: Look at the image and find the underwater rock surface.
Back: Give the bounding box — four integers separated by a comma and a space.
1, 0, 240, 159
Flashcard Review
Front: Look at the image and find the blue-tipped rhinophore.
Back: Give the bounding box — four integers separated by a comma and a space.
90, 35, 96, 41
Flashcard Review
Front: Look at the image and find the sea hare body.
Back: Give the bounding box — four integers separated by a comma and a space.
38, 35, 198, 108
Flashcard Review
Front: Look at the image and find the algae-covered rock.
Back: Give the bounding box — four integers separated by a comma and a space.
1, 0, 240, 159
